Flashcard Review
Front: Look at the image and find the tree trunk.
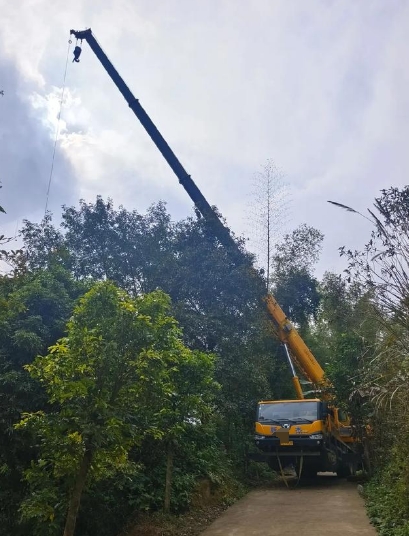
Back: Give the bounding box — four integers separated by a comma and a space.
63, 448, 92, 536
164, 441, 174, 513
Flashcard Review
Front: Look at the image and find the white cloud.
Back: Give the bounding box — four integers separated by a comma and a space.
1, 0, 408, 277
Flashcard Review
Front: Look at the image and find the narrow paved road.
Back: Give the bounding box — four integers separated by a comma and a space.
200, 474, 376, 536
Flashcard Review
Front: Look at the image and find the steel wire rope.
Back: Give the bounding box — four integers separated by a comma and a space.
44, 38, 72, 215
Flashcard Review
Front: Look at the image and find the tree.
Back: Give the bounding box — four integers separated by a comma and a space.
332, 188, 409, 410
17, 282, 212, 536
247, 160, 289, 290
19, 197, 288, 467
312, 273, 376, 408
271, 224, 324, 329
330, 188, 409, 528
157, 349, 217, 512
334, 188, 409, 324
272, 223, 323, 275
0, 265, 85, 536
17, 213, 65, 271
1, 193, 294, 532
19, 198, 177, 296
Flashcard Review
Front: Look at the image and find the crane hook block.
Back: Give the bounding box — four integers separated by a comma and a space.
73, 45, 82, 63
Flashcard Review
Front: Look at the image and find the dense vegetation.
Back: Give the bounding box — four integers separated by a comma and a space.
1, 187, 409, 535
0, 199, 286, 535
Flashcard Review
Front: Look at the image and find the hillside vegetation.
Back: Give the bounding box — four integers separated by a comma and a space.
1, 187, 408, 535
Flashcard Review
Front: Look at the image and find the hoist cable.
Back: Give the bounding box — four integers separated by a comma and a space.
44, 38, 72, 216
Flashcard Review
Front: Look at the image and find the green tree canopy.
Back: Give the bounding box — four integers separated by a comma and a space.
18, 199, 285, 445
271, 224, 323, 329
17, 282, 216, 536
0, 264, 86, 535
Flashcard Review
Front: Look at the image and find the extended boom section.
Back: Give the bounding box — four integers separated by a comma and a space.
265, 295, 326, 387
70, 29, 237, 252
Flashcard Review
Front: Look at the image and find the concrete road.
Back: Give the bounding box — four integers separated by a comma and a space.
200, 474, 376, 536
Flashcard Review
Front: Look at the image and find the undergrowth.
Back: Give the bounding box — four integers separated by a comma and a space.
365, 455, 409, 536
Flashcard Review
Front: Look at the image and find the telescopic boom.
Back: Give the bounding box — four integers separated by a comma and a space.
70, 29, 236, 252
69, 28, 326, 396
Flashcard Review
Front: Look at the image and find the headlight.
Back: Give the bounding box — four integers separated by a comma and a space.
309, 434, 323, 440
255, 434, 266, 440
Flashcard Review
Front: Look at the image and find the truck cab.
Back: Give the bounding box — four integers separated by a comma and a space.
255, 399, 326, 453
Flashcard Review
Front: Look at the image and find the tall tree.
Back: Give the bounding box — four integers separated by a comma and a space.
271, 224, 324, 330
247, 160, 289, 289
19, 198, 288, 463
312, 273, 376, 406
17, 282, 214, 536
331, 188, 409, 412
330, 188, 409, 530
0, 264, 85, 535
335, 187, 409, 325
158, 348, 217, 512
19, 199, 283, 393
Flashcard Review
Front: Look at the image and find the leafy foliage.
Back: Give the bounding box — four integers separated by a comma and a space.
271, 224, 323, 330
5, 192, 388, 535
272, 223, 324, 275
19, 199, 285, 465
17, 282, 218, 535
0, 265, 85, 535
340, 187, 409, 324
366, 455, 409, 536
331, 187, 409, 532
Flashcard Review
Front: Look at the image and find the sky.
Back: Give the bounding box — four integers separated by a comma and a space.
1, 0, 408, 277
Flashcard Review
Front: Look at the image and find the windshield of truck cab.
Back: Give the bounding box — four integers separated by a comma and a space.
258, 402, 319, 423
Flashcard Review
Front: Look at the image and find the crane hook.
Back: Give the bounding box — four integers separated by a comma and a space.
73, 44, 82, 63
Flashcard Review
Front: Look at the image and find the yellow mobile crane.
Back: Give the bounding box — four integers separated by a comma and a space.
256, 296, 358, 477
69, 29, 359, 478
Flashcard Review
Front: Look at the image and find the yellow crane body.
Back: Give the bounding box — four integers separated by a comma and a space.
254, 297, 359, 477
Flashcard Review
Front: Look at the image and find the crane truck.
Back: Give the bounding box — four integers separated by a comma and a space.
69, 29, 360, 478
